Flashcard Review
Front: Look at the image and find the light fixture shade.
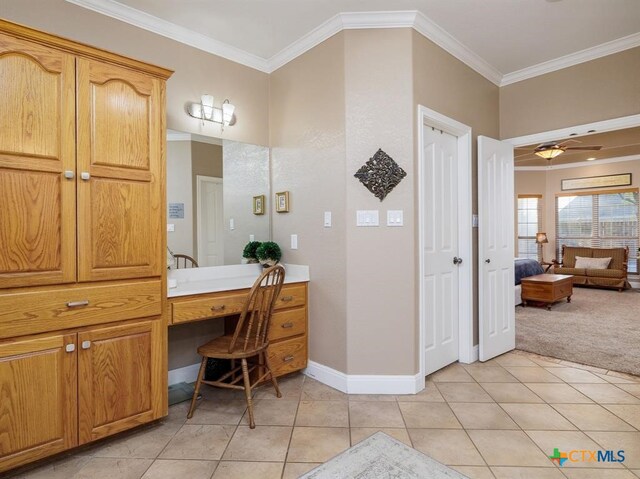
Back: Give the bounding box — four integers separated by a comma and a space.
222, 101, 235, 125
535, 148, 563, 159
536, 232, 549, 244
201, 94, 214, 120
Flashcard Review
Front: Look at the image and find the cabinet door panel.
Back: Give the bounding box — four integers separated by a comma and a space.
77, 58, 161, 281
0, 33, 75, 288
0, 333, 77, 473
78, 320, 163, 444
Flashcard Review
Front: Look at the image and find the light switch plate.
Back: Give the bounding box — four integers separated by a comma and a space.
167, 224, 175, 232
387, 210, 403, 227
230, 218, 235, 230
291, 234, 298, 249
249, 234, 255, 242
324, 211, 332, 227
356, 210, 379, 227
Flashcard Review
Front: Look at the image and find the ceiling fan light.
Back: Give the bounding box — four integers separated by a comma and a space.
535, 147, 564, 160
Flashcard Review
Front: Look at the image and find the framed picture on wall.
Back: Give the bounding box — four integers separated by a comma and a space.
253, 195, 265, 215
275, 191, 290, 213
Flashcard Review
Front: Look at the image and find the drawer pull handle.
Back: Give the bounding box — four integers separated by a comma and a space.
211, 305, 226, 312
281, 322, 294, 329
67, 300, 89, 308
281, 295, 294, 302
283, 355, 294, 362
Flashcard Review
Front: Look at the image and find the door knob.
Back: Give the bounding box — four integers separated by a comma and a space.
453, 257, 462, 265
485, 259, 491, 263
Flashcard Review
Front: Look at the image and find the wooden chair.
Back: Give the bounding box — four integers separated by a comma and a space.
187, 265, 285, 428
173, 253, 199, 269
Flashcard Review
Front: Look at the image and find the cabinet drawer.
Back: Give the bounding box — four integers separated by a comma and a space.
269, 308, 306, 341
172, 292, 248, 325
274, 283, 306, 310
0, 280, 161, 339
267, 336, 307, 377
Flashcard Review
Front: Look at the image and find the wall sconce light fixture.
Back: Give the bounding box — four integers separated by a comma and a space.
187, 95, 236, 128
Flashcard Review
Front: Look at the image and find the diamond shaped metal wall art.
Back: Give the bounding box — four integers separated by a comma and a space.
354, 148, 407, 201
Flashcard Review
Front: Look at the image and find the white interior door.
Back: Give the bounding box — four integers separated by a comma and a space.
478, 136, 515, 361
422, 127, 460, 376
197, 176, 224, 267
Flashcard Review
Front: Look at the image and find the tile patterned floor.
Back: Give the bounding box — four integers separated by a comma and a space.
10, 350, 640, 479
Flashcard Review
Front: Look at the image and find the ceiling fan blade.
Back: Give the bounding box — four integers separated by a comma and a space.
564, 145, 603, 151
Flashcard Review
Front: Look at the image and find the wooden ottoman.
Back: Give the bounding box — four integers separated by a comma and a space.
521, 274, 574, 310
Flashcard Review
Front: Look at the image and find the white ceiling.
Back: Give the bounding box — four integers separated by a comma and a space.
68, 0, 640, 83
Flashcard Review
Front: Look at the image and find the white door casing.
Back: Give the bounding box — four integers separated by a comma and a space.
418, 105, 473, 385
478, 136, 515, 361
196, 176, 224, 267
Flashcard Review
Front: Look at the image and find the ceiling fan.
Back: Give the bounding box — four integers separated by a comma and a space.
516, 139, 603, 161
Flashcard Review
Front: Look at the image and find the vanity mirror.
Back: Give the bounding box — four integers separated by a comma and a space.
166, 130, 270, 266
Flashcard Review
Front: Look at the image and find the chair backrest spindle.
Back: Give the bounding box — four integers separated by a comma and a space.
229, 265, 285, 354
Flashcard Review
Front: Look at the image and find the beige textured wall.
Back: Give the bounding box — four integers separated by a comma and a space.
344, 29, 416, 375
412, 31, 500, 347
270, 33, 348, 373
191, 142, 223, 260
167, 141, 194, 257
500, 48, 640, 139
516, 159, 640, 260
1, 0, 270, 146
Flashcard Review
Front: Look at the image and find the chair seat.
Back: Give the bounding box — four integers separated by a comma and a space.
197, 334, 269, 359
585, 268, 625, 279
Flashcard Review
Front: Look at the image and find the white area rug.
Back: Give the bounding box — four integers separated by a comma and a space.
300, 432, 468, 479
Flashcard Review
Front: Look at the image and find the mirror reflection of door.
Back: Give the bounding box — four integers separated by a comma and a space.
197, 176, 223, 267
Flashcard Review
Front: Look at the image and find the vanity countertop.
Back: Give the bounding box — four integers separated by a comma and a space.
167, 263, 309, 298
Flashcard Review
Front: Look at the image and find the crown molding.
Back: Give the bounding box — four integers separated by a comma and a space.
166, 130, 223, 145
501, 32, 640, 86
515, 154, 640, 171
504, 114, 640, 147
268, 10, 503, 85
266, 13, 344, 73
65, 0, 640, 87
411, 12, 503, 86
64, 0, 269, 71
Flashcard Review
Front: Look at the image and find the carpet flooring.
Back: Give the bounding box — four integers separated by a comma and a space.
516, 286, 640, 376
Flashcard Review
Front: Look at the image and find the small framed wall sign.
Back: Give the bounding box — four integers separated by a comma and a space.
275, 191, 289, 213
253, 195, 265, 215
561, 173, 632, 191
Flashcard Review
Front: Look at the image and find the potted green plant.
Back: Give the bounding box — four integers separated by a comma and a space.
242, 241, 262, 264
256, 241, 282, 267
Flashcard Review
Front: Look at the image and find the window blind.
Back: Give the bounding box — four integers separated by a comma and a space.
556, 189, 639, 273
517, 195, 542, 261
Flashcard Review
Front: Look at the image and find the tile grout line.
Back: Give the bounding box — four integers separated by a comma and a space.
280, 375, 305, 479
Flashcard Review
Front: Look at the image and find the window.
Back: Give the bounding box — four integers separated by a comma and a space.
556, 189, 639, 273
517, 195, 542, 260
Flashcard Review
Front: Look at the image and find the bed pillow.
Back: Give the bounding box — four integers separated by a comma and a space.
574, 256, 611, 269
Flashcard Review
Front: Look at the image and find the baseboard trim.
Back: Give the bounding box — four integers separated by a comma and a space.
304, 360, 424, 395
168, 362, 201, 386
471, 345, 479, 363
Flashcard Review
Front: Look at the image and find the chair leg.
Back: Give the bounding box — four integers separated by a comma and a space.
263, 352, 282, 398
241, 358, 255, 428
187, 357, 207, 419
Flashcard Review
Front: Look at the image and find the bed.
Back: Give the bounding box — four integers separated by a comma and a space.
514, 258, 544, 306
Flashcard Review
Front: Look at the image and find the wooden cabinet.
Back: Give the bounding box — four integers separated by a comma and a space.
0, 19, 172, 474
0, 32, 76, 289
168, 282, 309, 379
0, 333, 77, 471
78, 320, 164, 444
77, 59, 163, 282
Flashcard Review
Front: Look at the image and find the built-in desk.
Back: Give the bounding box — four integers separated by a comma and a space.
167, 264, 309, 378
